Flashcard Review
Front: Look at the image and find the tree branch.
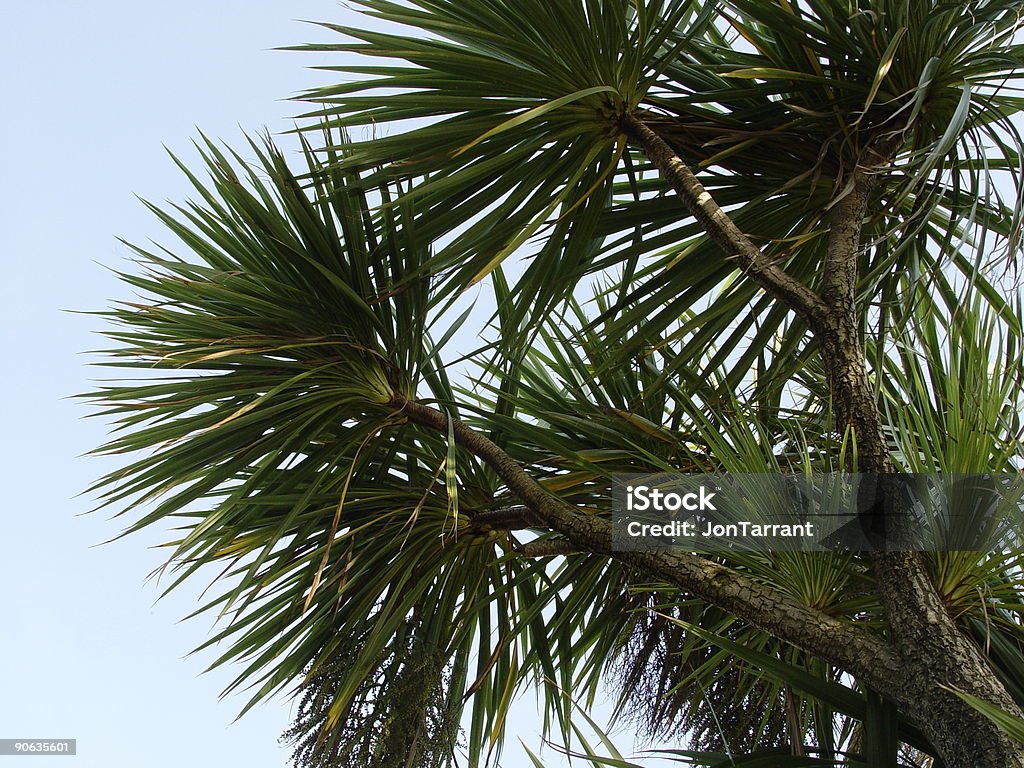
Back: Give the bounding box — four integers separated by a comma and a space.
620, 112, 829, 325
820, 171, 876, 313
815, 165, 894, 473
390, 394, 904, 697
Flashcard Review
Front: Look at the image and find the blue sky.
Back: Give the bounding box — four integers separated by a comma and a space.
0, 5, 660, 766
0, 4, 487, 767
0, 4, 346, 766
0, 4, 638, 766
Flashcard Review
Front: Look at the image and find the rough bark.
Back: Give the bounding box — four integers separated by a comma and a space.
816, 145, 895, 473
392, 395, 1024, 765
392, 396, 902, 700
517, 538, 584, 557
820, 158, 1024, 768
621, 112, 1024, 767
874, 551, 1024, 767
620, 112, 829, 325
468, 505, 541, 530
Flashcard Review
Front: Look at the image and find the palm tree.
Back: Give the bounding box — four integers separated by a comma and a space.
86, 2, 1024, 766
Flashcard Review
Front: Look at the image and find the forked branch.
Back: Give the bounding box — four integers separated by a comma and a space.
390, 394, 904, 696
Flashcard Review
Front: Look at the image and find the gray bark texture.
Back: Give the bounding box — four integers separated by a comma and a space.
620, 112, 1024, 767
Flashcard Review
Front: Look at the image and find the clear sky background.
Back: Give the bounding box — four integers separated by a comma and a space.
0, 3, 588, 767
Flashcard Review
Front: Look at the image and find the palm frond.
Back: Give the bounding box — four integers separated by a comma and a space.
83, 134, 570, 766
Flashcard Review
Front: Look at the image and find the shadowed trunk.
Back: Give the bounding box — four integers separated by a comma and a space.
823, 159, 1024, 768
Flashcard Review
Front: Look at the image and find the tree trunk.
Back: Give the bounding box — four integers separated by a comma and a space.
622, 112, 1024, 767
820, 165, 1024, 768
819, 316, 1024, 767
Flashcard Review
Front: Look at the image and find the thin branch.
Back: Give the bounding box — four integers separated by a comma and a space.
820, 173, 875, 311
621, 112, 829, 325
815, 159, 895, 473
819, 132, 903, 317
